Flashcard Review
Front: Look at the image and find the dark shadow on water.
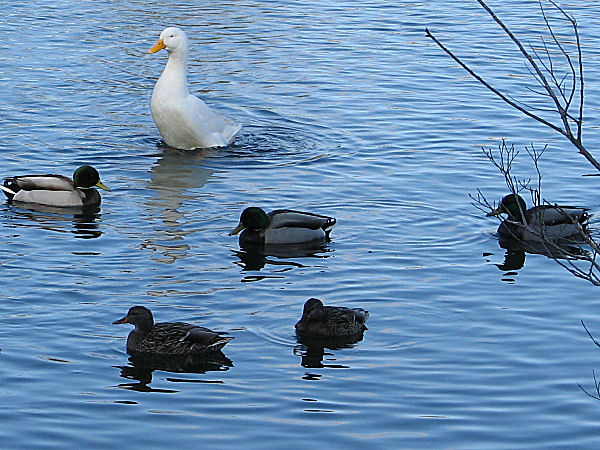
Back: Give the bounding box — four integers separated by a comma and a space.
4, 202, 103, 239
142, 146, 214, 263
294, 333, 365, 370
486, 236, 589, 275
114, 351, 233, 392
233, 241, 333, 273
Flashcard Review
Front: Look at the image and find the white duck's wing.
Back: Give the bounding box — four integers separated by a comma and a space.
186, 94, 241, 147
268, 210, 336, 230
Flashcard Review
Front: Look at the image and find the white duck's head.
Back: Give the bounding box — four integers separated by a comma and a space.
148, 27, 189, 56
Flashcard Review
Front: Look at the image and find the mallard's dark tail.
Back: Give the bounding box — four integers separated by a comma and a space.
0, 179, 18, 200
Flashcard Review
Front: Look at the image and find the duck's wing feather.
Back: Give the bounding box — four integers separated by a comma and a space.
322, 306, 369, 334
268, 210, 336, 230
7, 175, 74, 192
148, 322, 233, 354
527, 205, 590, 226
186, 95, 241, 147
324, 306, 369, 323
180, 324, 232, 345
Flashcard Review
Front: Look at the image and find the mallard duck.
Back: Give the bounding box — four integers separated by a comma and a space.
0, 165, 110, 207
148, 27, 241, 150
295, 298, 369, 338
487, 193, 590, 241
229, 207, 336, 245
113, 306, 233, 355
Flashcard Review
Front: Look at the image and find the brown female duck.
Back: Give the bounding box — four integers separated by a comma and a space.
113, 306, 233, 355
295, 298, 369, 338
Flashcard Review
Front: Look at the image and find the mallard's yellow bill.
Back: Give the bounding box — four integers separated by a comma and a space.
148, 39, 166, 54
229, 222, 245, 236
486, 207, 502, 217
95, 180, 111, 191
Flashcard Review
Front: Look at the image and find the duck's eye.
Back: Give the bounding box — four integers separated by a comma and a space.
170, 34, 174, 38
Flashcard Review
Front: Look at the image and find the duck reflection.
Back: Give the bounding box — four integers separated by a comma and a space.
5, 203, 102, 239
114, 351, 233, 392
492, 236, 589, 272
294, 333, 365, 369
233, 241, 332, 272
143, 148, 214, 263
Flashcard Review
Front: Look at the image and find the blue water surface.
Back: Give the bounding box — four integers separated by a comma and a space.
2, 0, 600, 447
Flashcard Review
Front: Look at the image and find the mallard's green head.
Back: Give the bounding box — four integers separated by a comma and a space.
229, 207, 269, 235
73, 166, 111, 191
487, 193, 527, 222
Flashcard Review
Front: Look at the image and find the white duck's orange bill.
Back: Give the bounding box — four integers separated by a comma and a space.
148, 39, 166, 54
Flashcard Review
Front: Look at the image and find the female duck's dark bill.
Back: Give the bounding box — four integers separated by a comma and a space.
113, 316, 129, 325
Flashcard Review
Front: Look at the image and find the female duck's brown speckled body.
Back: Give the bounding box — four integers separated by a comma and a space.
295, 298, 369, 338
113, 306, 233, 356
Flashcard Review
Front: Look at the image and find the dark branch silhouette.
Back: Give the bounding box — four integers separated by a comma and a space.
426, 0, 599, 171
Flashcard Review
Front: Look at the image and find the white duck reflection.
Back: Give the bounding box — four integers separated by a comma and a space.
142, 148, 214, 263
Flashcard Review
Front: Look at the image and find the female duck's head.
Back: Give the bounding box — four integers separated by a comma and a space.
229, 207, 270, 235
113, 305, 154, 333
73, 166, 110, 191
487, 193, 527, 223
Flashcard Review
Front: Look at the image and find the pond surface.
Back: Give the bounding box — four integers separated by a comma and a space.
3, 0, 600, 447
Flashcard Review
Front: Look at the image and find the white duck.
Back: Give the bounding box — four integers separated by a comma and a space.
148, 27, 241, 150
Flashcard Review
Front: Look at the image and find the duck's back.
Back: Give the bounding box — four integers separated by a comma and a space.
526, 205, 589, 226
262, 210, 336, 244
5, 175, 85, 207
297, 306, 369, 337
9, 174, 74, 191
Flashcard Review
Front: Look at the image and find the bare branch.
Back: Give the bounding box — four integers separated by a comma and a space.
578, 370, 600, 400
582, 321, 600, 348
426, 0, 600, 172
474, 0, 571, 131
425, 27, 564, 135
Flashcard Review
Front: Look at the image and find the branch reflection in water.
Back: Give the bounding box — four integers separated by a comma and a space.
486, 236, 590, 274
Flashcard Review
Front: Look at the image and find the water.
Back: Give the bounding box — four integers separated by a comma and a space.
2, 0, 600, 447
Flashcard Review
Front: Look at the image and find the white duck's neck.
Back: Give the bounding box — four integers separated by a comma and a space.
160, 47, 190, 98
